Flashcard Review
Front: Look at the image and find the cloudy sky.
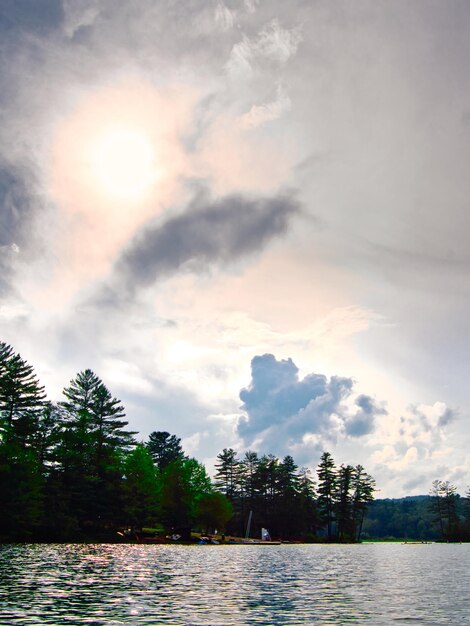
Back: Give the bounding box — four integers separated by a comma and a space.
1, 0, 469, 497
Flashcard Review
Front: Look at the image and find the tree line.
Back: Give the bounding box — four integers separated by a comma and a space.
428, 479, 470, 542
0, 340, 375, 542
214, 448, 375, 542
357, 479, 470, 542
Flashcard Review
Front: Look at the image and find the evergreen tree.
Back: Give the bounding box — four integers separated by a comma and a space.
429, 479, 446, 538
240, 451, 259, 506
146, 431, 186, 471
56, 369, 136, 531
336, 464, 354, 541
0, 342, 47, 539
33, 402, 63, 473
0, 341, 46, 445
214, 448, 240, 500
234, 451, 259, 537
428, 479, 460, 540
252, 454, 278, 534
351, 465, 375, 540
298, 467, 320, 537
464, 487, 470, 541
317, 452, 337, 540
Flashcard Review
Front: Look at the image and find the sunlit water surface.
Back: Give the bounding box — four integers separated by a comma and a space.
1, 543, 469, 625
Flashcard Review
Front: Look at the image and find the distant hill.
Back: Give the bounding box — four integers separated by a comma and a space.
363, 495, 467, 541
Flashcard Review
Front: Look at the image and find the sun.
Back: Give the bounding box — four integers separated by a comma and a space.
48, 81, 194, 213
92, 128, 158, 200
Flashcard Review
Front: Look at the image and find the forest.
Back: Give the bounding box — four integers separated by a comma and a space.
2, 339, 467, 544
364, 487, 470, 542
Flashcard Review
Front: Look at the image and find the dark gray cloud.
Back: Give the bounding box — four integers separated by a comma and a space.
116, 189, 301, 292
0, 166, 37, 248
0, 165, 42, 294
237, 353, 377, 454
345, 394, 386, 437
0, 0, 63, 38
437, 407, 456, 428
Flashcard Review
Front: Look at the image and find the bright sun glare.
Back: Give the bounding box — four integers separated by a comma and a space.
93, 129, 157, 199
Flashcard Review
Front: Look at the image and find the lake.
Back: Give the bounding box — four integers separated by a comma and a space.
1, 543, 469, 625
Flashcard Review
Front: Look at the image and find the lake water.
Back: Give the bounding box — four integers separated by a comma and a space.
1, 543, 469, 625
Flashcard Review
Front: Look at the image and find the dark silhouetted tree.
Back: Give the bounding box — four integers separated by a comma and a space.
146, 431, 186, 471
214, 448, 239, 500
0, 342, 47, 539
336, 464, 354, 541
351, 465, 375, 541
317, 452, 337, 540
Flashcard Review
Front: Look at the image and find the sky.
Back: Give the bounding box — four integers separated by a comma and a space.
1, 0, 469, 498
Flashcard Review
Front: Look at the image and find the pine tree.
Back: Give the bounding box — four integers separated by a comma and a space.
298, 467, 320, 537
146, 431, 186, 471
317, 452, 337, 540
429, 479, 446, 538
56, 369, 136, 531
441, 481, 460, 541
214, 448, 240, 500
0, 341, 46, 445
351, 465, 375, 541
336, 464, 354, 541
276, 455, 302, 539
232, 451, 258, 536
0, 342, 47, 539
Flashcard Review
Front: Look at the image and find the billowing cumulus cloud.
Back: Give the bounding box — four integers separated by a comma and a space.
237, 353, 383, 456
346, 394, 387, 438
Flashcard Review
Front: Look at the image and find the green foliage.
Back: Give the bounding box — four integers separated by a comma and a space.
159, 458, 212, 534
196, 492, 233, 532
123, 444, 160, 529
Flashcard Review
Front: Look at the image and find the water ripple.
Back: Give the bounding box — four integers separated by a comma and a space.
1, 543, 469, 625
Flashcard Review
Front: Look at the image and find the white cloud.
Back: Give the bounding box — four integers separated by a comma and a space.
244, 0, 260, 14
226, 19, 302, 78
238, 86, 291, 128
215, 2, 235, 31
